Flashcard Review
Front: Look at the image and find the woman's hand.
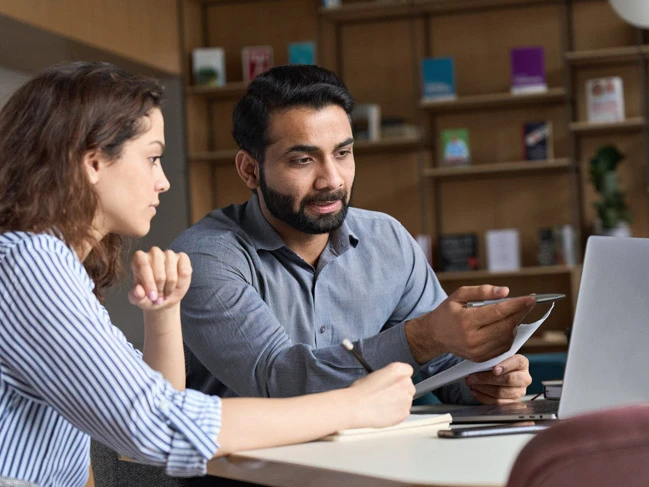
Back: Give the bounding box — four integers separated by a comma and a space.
346, 362, 415, 429
128, 247, 192, 311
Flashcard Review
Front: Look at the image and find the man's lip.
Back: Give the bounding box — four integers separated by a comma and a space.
307, 200, 342, 214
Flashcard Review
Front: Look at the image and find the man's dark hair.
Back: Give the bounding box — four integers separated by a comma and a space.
232, 65, 355, 163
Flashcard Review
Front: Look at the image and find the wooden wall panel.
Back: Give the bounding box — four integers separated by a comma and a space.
572, 0, 636, 51
0, 0, 180, 74
352, 152, 422, 235
429, 4, 564, 96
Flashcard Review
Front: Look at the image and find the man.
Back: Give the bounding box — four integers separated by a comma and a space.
171, 65, 534, 406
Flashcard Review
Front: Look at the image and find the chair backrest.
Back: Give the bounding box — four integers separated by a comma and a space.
507, 403, 649, 487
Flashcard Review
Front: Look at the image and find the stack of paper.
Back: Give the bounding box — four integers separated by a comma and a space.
320, 414, 452, 442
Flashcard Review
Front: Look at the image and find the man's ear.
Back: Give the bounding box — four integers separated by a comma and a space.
82, 150, 105, 185
235, 150, 260, 190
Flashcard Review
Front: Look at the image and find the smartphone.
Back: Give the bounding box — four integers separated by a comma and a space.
437, 423, 549, 439
466, 293, 566, 308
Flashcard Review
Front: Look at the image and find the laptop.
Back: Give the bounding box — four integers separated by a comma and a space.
414, 236, 649, 423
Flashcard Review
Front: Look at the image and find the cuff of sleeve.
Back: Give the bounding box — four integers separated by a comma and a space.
358, 323, 421, 373
163, 388, 222, 477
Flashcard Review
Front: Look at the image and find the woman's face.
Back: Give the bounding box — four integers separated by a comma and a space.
91, 108, 170, 238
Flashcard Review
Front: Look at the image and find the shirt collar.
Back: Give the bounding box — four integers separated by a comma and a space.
241, 192, 360, 253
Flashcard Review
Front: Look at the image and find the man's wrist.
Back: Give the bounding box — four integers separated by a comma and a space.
404, 316, 445, 364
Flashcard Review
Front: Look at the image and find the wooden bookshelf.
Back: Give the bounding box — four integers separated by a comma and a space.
419, 88, 566, 113
320, 0, 553, 23
423, 159, 571, 179
437, 265, 576, 283
185, 81, 248, 99
568, 117, 646, 134
354, 134, 421, 154
565, 45, 649, 66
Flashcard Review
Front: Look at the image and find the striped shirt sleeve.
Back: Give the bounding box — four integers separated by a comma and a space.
0, 235, 221, 477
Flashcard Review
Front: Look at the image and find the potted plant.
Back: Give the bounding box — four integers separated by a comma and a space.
590, 145, 632, 237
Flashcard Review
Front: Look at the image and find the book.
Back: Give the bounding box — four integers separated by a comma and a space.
380, 117, 421, 139
288, 41, 316, 65
510, 46, 547, 94
441, 128, 470, 166
586, 77, 625, 123
242, 46, 274, 83
320, 414, 452, 442
191, 47, 226, 87
351, 103, 381, 141
438, 234, 478, 272
321, 0, 341, 7
421, 57, 456, 101
523, 121, 553, 161
537, 228, 556, 266
485, 229, 520, 272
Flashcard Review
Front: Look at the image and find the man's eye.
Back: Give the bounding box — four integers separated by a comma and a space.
337, 149, 352, 158
292, 157, 312, 165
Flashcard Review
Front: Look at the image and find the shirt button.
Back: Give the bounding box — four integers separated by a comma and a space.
159, 399, 169, 412
319, 326, 326, 334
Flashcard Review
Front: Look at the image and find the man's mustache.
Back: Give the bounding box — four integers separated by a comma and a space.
304, 190, 347, 204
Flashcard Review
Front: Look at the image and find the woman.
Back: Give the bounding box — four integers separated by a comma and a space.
0, 62, 415, 487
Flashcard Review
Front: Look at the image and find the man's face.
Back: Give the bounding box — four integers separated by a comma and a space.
257, 104, 355, 235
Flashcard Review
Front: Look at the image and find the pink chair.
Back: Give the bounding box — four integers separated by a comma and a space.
507, 403, 649, 487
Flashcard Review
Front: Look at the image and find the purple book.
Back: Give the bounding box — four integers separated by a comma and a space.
510, 46, 547, 94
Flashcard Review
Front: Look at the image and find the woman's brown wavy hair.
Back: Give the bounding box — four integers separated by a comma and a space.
0, 61, 164, 298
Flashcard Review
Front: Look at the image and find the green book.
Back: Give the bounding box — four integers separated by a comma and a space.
441, 129, 470, 166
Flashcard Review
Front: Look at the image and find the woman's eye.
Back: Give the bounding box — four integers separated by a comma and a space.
148, 156, 162, 166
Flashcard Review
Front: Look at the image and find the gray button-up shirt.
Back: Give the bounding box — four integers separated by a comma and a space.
171, 194, 474, 404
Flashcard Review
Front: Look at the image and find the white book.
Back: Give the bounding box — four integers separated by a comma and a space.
586, 77, 625, 123
351, 103, 381, 141
486, 229, 520, 272
320, 414, 452, 442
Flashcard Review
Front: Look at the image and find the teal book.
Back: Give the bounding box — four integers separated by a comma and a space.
288, 42, 316, 65
421, 57, 456, 100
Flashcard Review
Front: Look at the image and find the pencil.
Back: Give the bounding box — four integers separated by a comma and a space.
342, 338, 374, 373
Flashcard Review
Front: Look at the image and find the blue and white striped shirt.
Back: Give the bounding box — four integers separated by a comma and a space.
0, 232, 222, 486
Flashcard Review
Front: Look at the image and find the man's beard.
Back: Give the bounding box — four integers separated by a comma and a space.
258, 167, 350, 235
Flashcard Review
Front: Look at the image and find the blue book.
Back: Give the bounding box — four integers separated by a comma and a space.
288, 42, 316, 65
421, 57, 456, 100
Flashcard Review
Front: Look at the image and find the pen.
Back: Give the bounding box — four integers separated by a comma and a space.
465, 293, 566, 308
342, 338, 374, 373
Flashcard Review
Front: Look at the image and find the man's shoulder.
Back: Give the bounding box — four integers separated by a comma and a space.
170, 203, 252, 254
346, 207, 409, 239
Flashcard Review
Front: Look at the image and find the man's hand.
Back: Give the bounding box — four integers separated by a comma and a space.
404, 285, 535, 363
465, 354, 532, 404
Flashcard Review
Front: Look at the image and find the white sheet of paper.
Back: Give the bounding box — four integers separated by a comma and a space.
414, 304, 554, 398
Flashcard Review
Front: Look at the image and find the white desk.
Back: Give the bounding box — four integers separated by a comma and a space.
206, 427, 536, 486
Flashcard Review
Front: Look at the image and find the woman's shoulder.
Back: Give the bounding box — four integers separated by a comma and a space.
0, 231, 79, 270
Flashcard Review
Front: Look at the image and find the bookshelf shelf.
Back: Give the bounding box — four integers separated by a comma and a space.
437, 265, 576, 282
189, 149, 236, 164
568, 117, 646, 135
320, 0, 552, 23
565, 45, 649, 66
419, 88, 566, 113
423, 158, 571, 179
185, 82, 248, 99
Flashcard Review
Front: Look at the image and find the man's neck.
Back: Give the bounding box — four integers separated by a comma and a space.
259, 205, 330, 267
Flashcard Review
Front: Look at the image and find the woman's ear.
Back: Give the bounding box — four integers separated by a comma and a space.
82, 151, 105, 185
235, 150, 261, 190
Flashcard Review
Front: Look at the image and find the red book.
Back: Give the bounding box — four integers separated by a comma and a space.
242, 46, 274, 83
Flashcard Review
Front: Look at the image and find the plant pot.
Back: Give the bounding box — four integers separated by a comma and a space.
593, 219, 631, 237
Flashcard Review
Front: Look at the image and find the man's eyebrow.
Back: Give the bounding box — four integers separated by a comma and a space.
335, 138, 354, 150
284, 144, 319, 155
283, 138, 354, 155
